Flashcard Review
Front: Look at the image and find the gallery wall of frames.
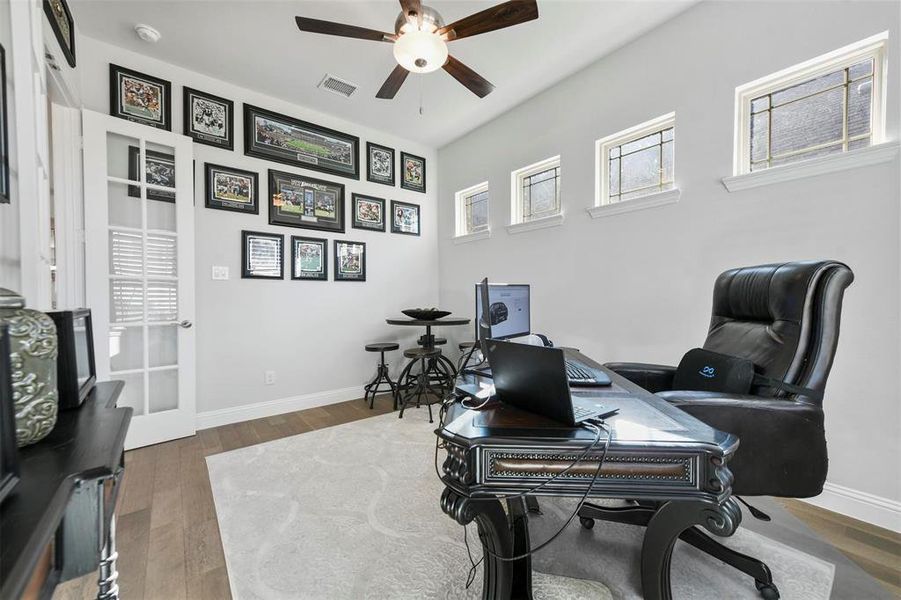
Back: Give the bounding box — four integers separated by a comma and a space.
77, 35, 439, 415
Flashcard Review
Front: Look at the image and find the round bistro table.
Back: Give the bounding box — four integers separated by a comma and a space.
386, 316, 471, 421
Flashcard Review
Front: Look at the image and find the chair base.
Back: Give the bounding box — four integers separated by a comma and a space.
363, 356, 398, 411
396, 355, 452, 423
578, 501, 780, 599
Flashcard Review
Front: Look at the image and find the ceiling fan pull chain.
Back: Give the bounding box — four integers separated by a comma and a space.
419, 74, 424, 116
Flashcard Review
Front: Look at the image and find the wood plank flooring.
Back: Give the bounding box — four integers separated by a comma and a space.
54, 395, 900, 599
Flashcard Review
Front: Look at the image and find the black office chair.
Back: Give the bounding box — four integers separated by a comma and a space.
579, 260, 854, 599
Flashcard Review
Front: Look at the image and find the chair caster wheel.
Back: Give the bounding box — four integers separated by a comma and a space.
755, 581, 780, 600
579, 517, 595, 530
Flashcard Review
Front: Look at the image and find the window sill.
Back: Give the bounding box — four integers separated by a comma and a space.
587, 188, 681, 219
506, 213, 565, 235
453, 229, 492, 245
722, 142, 900, 192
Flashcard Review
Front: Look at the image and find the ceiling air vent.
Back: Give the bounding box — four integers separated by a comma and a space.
317, 74, 358, 98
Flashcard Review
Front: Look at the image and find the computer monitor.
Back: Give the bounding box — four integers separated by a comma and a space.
475, 282, 530, 341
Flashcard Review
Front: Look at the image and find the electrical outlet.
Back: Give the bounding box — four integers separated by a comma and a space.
212, 265, 229, 280
264, 370, 276, 385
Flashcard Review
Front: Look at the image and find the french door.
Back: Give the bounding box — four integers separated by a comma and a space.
82, 110, 195, 449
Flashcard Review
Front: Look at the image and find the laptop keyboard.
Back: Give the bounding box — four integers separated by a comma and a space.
565, 360, 596, 383
572, 404, 600, 421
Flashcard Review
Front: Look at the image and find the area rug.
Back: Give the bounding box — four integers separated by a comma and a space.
207, 408, 835, 600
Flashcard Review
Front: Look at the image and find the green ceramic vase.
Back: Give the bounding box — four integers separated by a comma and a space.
0, 288, 58, 447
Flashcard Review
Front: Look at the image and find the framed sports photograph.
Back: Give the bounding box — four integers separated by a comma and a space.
400, 151, 426, 193
205, 163, 258, 214
391, 200, 421, 236
110, 64, 171, 130
268, 169, 345, 233
334, 240, 366, 282
244, 104, 359, 180
127, 147, 175, 203
184, 87, 234, 150
242, 230, 284, 280
351, 194, 385, 232
366, 142, 395, 186
291, 236, 328, 281
44, 0, 75, 68
0, 44, 9, 204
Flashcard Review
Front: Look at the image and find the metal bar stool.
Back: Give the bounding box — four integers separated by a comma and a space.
415, 336, 456, 391
397, 347, 446, 423
363, 342, 399, 410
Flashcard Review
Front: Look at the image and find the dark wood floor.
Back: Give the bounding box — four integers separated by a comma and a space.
54, 394, 900, 599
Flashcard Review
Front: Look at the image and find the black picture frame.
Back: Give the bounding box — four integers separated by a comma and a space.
43, 0, 76, 68
391, 200, 421, 236
268, 169, 345, 233
0, 44, 9, 204
127, 146, 175, 203
46, 309, 96, 411
400, 151, 426, 193
0, 325, 19, 504
351, 194, 386, 232
244, 104, 359, 180
241, 230, 284, 280
334, 240, 366, 282
291, 236, 328, 281
205, 163, 259, 214
183, 87, 234, 150
366, 142, 395, 187
109, 64, 171, 130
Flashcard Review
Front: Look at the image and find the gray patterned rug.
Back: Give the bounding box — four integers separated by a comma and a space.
207, 408, 835, 599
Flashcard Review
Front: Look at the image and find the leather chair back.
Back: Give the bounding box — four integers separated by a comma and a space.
703, 261, 854, 403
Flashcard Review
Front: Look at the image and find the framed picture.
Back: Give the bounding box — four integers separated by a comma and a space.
391, 200, 421, 236
43, 0, 75, 68
241, 230, 284, 280
268, 169, 345, 233
244, 104, 359, 179
183, 87, 234, 150
0, 44, 9, 204
205, 163, 258, 214
334, 240, 366, 282
0, 325, 20, 504
366, 142, 395, 186
351, 194, 385, 232
291, 236, 328, 281
110, 64, 171, 130
127, 147, 175, 203
400, 151, 426, 193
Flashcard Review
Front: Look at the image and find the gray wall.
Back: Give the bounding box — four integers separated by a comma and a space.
437, 1, 901, 504
78, 36, 439, 416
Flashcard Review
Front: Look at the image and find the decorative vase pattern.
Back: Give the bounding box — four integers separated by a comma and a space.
0, 289, 58, 447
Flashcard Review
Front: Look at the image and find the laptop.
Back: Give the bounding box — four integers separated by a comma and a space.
484, 339, 616, 427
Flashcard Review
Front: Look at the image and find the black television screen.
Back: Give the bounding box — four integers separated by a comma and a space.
48, 309, 96, 410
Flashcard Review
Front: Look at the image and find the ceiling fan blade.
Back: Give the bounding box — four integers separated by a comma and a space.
295, 16, 396, 42
443, 56, 495, 98
399, 0, 423, 25
438, 0, 538, 41
376, 65, 410, 99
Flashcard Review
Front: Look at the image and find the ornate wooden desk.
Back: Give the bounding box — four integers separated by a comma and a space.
437, 350, 739, 600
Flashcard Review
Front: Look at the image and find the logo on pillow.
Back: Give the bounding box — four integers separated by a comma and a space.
699, 366, 716, 378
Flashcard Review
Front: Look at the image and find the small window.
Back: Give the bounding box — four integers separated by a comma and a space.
511, 156, 561, 224
595, 113, 675, 207
455, 182, 489, 237
734, 32, 887, 175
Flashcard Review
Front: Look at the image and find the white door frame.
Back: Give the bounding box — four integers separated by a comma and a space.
82, 109, 196, 449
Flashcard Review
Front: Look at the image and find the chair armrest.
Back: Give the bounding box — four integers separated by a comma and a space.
656, 391, 827, 497
603, 362, 676, 393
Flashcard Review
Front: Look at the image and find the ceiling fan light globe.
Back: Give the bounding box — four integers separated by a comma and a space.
393, 30, 448, 74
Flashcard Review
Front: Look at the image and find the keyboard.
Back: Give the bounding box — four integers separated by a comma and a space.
573, 404, 602, 421
566, 360, 600, 385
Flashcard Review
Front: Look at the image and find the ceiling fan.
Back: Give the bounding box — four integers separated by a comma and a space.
295, 0, 539, 99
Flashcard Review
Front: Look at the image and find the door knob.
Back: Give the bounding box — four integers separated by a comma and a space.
178, 320, 193, 329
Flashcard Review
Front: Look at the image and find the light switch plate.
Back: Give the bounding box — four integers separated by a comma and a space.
212, 266, 229, 280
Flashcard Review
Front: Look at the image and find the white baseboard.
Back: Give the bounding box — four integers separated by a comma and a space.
195, 385, 365, 430
801, 481, 901, 533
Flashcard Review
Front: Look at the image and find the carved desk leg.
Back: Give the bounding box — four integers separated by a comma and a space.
640, 497, 741, 600
441, 488, 534, 600
96, 479, 120, 600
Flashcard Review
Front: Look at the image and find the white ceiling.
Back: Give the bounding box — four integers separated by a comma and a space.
71, 0, 696, 148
